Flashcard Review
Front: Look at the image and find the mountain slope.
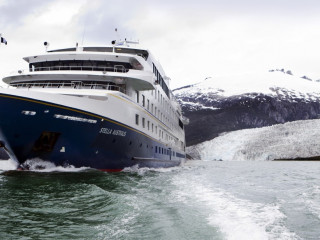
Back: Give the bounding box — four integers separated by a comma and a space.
174, 71, 320, 146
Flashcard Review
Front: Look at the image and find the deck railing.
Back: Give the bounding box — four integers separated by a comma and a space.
15, 65, 128, 74
10, 81, 126, 94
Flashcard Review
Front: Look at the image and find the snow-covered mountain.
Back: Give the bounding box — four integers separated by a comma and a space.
174, 71, 320, 146
187, 119, 320, 161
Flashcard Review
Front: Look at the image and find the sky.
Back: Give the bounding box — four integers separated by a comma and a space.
1, 0, 320, 89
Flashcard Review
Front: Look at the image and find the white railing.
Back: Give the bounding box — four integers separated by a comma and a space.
10, 81, 126, 94
14, 65, 128, 75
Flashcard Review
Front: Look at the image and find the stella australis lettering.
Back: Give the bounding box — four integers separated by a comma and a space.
99, 128, 126, 137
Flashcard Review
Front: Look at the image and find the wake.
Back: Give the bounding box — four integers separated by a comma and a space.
0, 158, 89, 172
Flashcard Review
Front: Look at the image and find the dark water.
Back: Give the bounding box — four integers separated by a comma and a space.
1, 160, 320, 240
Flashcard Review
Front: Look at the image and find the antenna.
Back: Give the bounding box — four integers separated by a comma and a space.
115, 28, 120, 43
111, 29, 139, 46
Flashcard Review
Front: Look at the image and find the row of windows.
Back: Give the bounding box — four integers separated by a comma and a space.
135, 114, 177, 143
136, 90, 180, 131
135, 114, 156, 130
98, 136, 184, 158
48, 47, 149, 60
152, 63, 169, 98
155, 146, 177, 156
135, 113, 161, 137
30, 60, 132, 72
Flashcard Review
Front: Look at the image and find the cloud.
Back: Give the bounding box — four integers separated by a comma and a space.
73, 0, 146, 45
1, 0, 320, 87
0, 0, 49, 29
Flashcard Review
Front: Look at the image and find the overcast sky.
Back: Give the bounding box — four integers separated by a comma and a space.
1, 0, 320, 88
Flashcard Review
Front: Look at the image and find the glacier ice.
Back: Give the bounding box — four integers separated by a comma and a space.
188, 119, 320, 161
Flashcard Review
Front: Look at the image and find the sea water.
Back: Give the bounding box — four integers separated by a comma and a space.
0, 159, 320, 240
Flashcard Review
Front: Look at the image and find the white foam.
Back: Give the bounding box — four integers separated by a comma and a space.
122, 165, 182, 175
20, 158, 89, 172
300, 185, 320, 220
0, 158, 18, 171
172, 176, 300, 240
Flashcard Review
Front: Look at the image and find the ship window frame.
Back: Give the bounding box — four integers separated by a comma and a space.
142, 95, 145, 107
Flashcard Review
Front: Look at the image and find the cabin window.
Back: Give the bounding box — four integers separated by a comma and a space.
142, 95, 145, 107
136, 91, 139, 103
142, 118, 145, 128
147, 99, 150, 110
147, 121, 150, 130
135, 114, 139, 125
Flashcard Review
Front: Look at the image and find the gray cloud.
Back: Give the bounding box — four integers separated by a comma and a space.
73, 1, 144, 45
0, 0, 52, 29
1, 0, 320, 88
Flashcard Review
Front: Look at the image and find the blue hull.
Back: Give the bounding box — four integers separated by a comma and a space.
0, 93, 185, 171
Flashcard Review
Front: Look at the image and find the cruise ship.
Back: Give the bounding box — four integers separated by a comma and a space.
0, 40, 187, 171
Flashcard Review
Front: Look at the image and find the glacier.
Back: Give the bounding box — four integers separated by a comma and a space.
187, 119, 320, 161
